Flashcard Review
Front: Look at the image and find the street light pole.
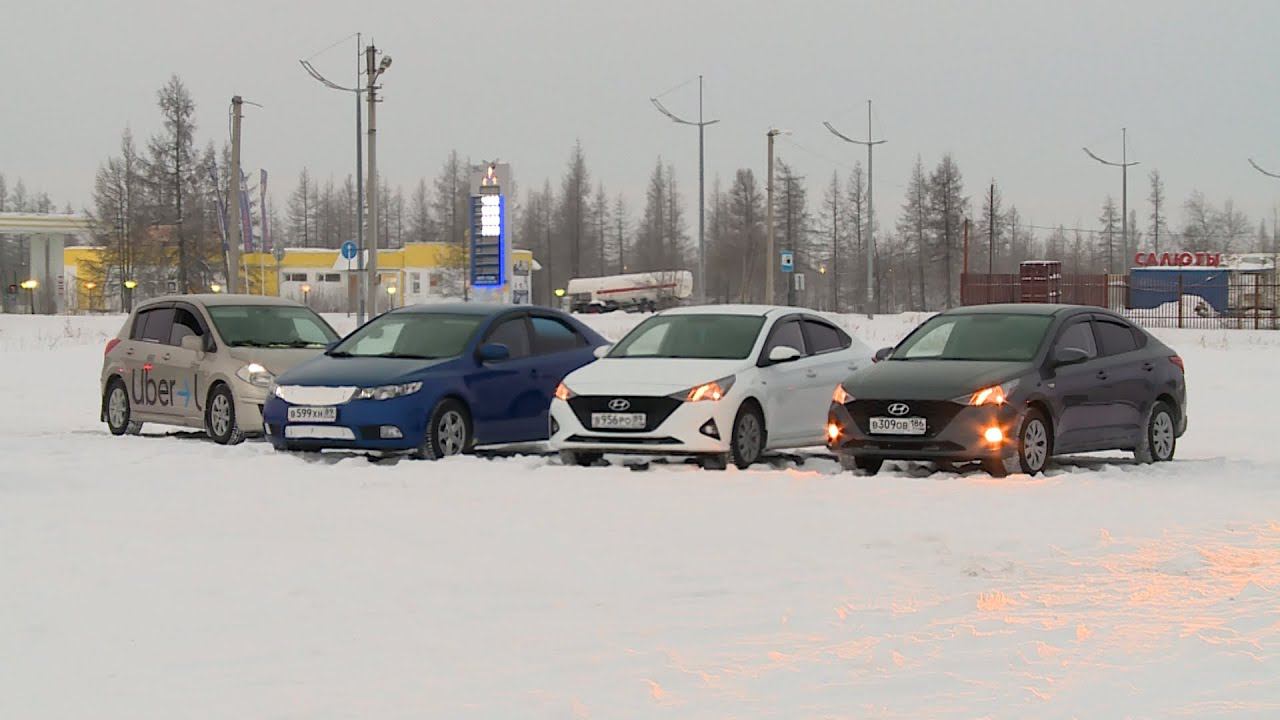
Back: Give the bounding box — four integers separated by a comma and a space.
1084, 128, 1140, 274
227, 96, 244, 294
365, 44, 392, 317
766, 129, 783, 305
1248, 158, 1280, 275
650, 77, 718, 302
825, 100, 886, 316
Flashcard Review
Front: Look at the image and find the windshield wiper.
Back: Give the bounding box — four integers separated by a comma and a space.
326, 350, 354, 358
230, 340, 270, 347
371, 352, 440, 360
265, 340, 328, 348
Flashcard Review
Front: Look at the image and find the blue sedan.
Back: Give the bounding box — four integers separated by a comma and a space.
263, 303, 608, 458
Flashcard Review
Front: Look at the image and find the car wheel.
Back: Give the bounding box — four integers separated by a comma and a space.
840, 454, 883, 475
206, 383, 245, 445
729, 404, 765, 469
1135, 401, 1177, 464
1014, 410, 1052, 475
560, 450, 603, 467
417, 399, 472, 460
104, 380, 142, 436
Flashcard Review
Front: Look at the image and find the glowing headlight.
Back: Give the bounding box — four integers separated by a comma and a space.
670, 375, 735, 403
554, 382, 575, 401
958, 379, 1020, 406
236, 362, 275, 388
832, 384, 853, 404
355, 382, 424, 401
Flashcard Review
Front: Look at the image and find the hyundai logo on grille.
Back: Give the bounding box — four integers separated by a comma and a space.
608, 398, 631, 411
887, 402, 910, 417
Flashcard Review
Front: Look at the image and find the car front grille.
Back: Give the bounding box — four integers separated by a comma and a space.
275, 385, 357, 405
566, 435, 682, 445
845, 399, 965, 438
567, 395, 683, 433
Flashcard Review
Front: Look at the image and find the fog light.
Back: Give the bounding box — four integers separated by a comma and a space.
827, 422, 841, 443
699, 419, 720, 439
380, 425, 403, 439
983, 426, 1004, 444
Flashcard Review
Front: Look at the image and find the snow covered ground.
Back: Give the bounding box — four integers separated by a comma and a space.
3, 310, 1279, 718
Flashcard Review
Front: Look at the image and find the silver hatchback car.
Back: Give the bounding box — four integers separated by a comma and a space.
100, 294, 340, 444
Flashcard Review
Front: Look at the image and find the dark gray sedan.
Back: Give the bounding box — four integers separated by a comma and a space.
826, 304, 1187, 476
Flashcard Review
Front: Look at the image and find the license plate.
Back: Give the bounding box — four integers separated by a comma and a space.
869, 416, 926, 435
591, 412, 646, 430
288, 406, 337, 423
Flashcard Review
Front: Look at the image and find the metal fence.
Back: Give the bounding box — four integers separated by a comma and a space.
960, 272, 1280, 330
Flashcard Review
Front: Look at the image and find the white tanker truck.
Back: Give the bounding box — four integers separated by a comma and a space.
564, 270, 693, 313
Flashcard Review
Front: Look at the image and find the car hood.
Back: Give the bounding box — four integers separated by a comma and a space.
275, 353, 457, 387
564, 357, 745, 396
227, 347, 328, 376
843, 359, 1029, 401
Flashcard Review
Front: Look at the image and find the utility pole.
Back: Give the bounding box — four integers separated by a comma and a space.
1248, 158, 1280, 278
226, 96, 244, 294
365, 43, 391, 316
824, 100, 886, 316
766, 128, 781, 304
988, 182, 996, 276
1084, 128, 1139, 274
650, 76, 718, 301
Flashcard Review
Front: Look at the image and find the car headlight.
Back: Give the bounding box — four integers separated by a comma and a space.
354, 381, 423, 401
670, 375, 735, 402
235, 362, 275, 388
554, 382, 575, 401
957, 379, 1020, 406
832, 383, 853, 405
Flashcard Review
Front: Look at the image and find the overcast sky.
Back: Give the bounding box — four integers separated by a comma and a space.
5, 0, 1280, 241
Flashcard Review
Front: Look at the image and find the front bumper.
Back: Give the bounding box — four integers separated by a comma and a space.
233, 383, 269, 434
549, 396, 736, 456
826, 400, 1024, 463
263, 392, 428, 452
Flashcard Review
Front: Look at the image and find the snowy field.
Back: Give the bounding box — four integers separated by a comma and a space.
3, 309, 1279, 718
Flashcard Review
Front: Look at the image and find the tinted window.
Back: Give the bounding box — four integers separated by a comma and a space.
531, 316, 583, 354
1055, 321, 1098, 359
333, 313, 483, 358
803, 319, 846, 354
1094, 320, 1139, 356
170, 308, 204, 346
130, 309, 155, 340
486, 317, 531, 359
610, 314, 766, 360
206, 305, 339, 348
894, 313, 1052, 362
765, 320, 807, 357
140, 308, 174, 344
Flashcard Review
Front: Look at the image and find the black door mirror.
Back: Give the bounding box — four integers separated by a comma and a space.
873, 346, 894, 363
1053, 347, 1091, 367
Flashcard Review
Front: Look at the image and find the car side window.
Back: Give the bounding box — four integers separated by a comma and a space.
764, 319, 806, 357
486, 316, 531, 359
130, 309, 154, 340
140, 308, 174, 344
530, 316, 585, 355
1094, 319, 1139, 356
802, 319, 845, 354
169, 308, 204, 347
1055, 320, 1098, 360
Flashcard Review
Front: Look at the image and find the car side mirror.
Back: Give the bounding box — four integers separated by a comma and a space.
873, 346, 894, 363
477, 342, 511, 363
180, 335, 204, 354
1053, 347, 1090, 367
767, 345, 802, 364
592, 344, 612, 359
325, 340, 341, 352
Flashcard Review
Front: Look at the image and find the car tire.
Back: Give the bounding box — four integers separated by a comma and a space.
700, 453, 730, 471
1134, 401, 1177, 464
1013, 409, 1052, 475
560, 450, 603, 467
104, 379, 142, 436
417, 399, 473, 460
729, 403, 765, 469
206, 383, 245, 445
840, 454, 884, 475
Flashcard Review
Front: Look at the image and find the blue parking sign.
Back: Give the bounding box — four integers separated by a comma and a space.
780, 250, 794, 273
340, 241, 358, 260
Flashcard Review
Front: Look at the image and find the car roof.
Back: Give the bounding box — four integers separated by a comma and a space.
943, 303, 1083, 317
391, 302, 550, 317
140, 293, 306, 308
658, 304, 797, 317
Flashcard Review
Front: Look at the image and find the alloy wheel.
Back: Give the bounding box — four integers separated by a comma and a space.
210, 394, 231, 438
438, 410, 466, 456
736, 413, 762, 464
1023, 418, 1048, 472
1152, 411, 1174, 460
108, 386, 128, 428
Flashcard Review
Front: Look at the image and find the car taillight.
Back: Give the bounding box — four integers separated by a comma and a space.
104, 338, 121, 357
1169, 355, 1184, 373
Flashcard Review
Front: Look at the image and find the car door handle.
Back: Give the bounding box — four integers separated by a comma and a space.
161, 352, 172, 361
1095, 371, 1109, 381
1142, 362, 1154, 372
805, 370, 818, 378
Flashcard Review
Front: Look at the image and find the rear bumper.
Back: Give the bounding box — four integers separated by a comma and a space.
827, 401, 1024, 463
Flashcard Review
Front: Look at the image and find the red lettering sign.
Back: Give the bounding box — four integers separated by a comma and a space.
1132, 251, 1222, 268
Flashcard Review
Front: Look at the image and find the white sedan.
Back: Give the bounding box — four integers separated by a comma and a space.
550, 305, 872, 469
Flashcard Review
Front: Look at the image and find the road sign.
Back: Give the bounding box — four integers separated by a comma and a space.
780, 250, 794, 273
340, 241, 358, 261
794, 273, 805, 291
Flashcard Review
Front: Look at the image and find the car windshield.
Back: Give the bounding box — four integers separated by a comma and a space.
609, 314, 765, 360
329, 313, 483, 359
206, 305, 339, 348
893, 313, 1052, 362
